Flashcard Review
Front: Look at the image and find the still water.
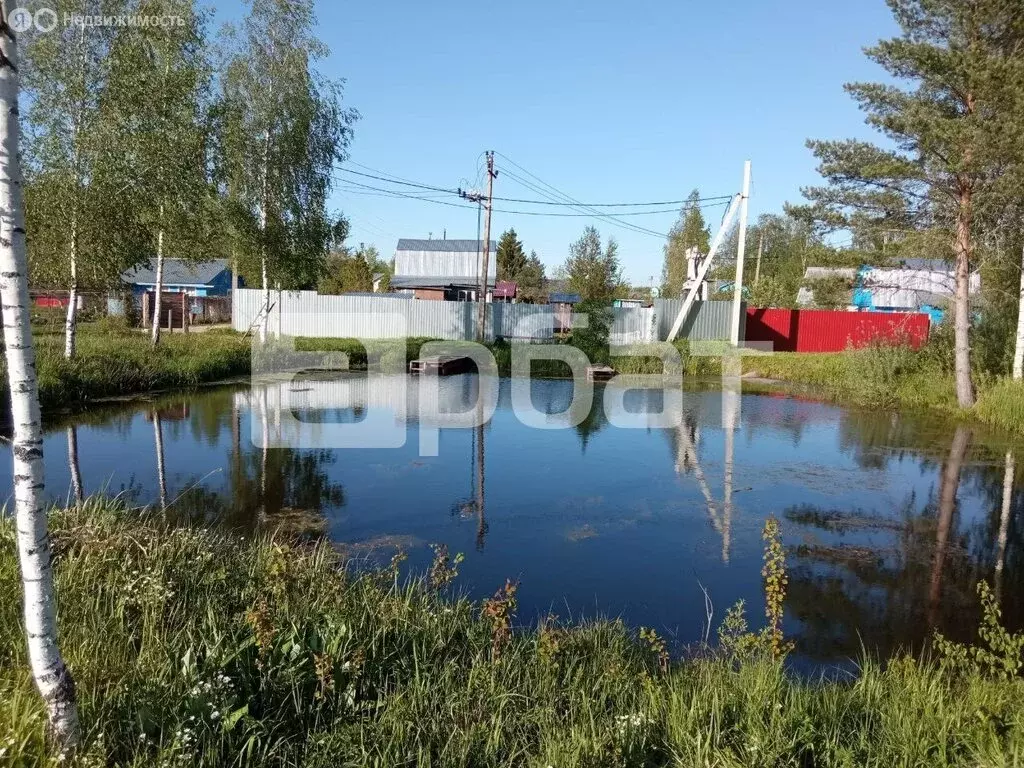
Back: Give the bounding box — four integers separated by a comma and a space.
3, 373, 1023, 670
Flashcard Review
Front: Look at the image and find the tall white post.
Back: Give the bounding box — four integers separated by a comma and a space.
729, 161, 752, 347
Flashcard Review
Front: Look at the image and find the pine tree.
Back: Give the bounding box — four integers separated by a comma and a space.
661, 189, 710, 296
496, 228, 527, 282
797, 0, 1024, 408
518, 250, 545, 303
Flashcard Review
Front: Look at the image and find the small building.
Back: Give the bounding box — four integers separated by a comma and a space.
796, 261, 981, 322
122, 258, 239, 298
613, 298, 645, 308
492, 281, 517, 303
548, 291, 581, 334
391, 238, 496, 301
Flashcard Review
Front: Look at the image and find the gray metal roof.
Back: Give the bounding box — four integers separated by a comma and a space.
391, 275, 496, 289
396, 239, 496, 253
123, 258, 230, 286
548, 292, 581, 304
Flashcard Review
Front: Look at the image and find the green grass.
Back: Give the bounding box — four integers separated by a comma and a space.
1, 501, 1023, 766
19, 325, 253, 412
975, 378, 1024, 434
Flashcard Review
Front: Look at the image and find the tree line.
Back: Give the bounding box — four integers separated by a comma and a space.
23, 0, 355, 351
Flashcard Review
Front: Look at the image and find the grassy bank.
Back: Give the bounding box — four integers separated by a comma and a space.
2, 503, 1023, 766
5, 323, 252, 412
739, 347, 1024, 435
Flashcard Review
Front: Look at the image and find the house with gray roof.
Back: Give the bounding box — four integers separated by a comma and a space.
121, 258, 240, 297
392, 238, 497, 301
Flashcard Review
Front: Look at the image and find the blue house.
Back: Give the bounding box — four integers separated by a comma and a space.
122, 258, 239, 298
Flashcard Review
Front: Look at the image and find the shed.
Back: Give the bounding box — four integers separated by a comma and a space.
392, 238, 497, 301
548, 291, 581, 333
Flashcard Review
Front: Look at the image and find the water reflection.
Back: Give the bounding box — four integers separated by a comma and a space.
2, 373, 1022, 670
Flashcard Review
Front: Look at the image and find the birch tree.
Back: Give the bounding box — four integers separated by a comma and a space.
104, 0, 216, 345
0, 2, 80, 749
797, 0, 1024, 408
21, 1, 142, 357
1014, 246, 1024, 380
218, 0, 356, 340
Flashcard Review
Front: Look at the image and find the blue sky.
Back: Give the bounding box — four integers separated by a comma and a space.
220, 0, 900, 284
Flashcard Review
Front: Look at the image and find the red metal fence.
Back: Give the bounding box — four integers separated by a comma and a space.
745, 307, 930, 353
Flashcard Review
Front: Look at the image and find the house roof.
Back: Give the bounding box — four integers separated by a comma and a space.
391, 275, 496, 290
396, 239, 496, 253
493, 280, 517, 298
123, 258, 230, 286
548, 292, 581, 304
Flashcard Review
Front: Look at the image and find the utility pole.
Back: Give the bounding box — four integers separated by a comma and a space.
459, 151, 497, 341
729, 160, 752, 347
753, 233, 764, 287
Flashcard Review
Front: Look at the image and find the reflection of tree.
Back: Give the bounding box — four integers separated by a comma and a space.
152, 411, 167, 510
66, 426, 84, 506
573, 387, 607, 453
780, 424, 1024, 662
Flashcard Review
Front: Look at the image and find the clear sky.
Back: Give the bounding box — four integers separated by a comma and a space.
220, 0, 901, 285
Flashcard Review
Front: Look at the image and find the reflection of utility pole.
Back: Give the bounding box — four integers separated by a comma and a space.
928, 425, 971, 627
995, 450, 1016, 602
475, 396, 487, 551
153, 412, 167, 510
66, 426, 84, 506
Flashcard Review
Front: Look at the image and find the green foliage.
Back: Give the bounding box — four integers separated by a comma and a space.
217, 0, 358, 290
935, 581, 1024, 681
517, 250, 545, 303
564, 226, 622, 302
806, 275, 852, 309
569, 299, 613, 364
317, 250, 372, 294
5, 504, 1023, 766
661, 190, 710, 296
495, 228, 527, 282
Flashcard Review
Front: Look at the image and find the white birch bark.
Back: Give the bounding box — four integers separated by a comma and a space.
63, 22, 87, 360
259, 127, 269, 344
0, 6, 80, 749
150, 215, 164, 345
66, 427, 83, 506
1013, 246, 1023, 380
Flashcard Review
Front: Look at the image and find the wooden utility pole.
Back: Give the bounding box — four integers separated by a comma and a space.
753, 233, 764, 287
477, 151, 497, 342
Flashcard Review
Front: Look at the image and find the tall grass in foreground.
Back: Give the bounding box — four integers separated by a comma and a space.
1, 501, 1023, 766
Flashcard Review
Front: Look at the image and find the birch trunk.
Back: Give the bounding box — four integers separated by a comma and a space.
64, 22, 87, 360
150, 216, 164, 345
63, 216, 77, 359
1013, 246, 1023, 380
0, 8, 80, 749
66, 427, 83, 506
953, 190, 975, 407
259, 128, 270, 344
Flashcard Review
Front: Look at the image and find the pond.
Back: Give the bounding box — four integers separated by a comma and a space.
2, 372, 1023, 672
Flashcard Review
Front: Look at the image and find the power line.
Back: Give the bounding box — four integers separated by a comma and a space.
336, 162, 733, 210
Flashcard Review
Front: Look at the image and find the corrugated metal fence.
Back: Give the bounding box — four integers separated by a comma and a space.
744, 306, 930, 352
232, 289, 736, 342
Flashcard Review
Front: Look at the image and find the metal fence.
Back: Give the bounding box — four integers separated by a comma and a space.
233, 289, 735, 343
652, 298, 741, 341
